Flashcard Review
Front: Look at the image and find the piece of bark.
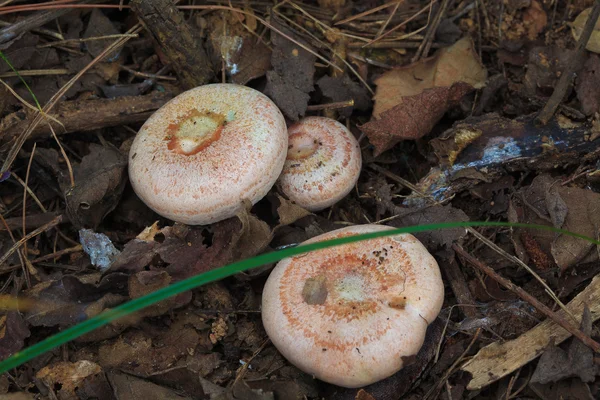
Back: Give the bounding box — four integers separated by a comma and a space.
408, 113, 600, 205
460, 274, 600, 390
0, 89, 176, 149
130, 0, 214, 89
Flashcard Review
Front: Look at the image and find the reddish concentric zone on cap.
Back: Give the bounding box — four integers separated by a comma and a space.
165, 109, 225, 155
277, 235, 416, 352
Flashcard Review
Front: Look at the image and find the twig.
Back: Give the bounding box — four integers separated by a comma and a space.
452, 243, 600, 353
31, 245, 82, 263
466, 227, 576, 321
0, 213, 62, 232
0, 215, 65, 266
0, 0, 90, 44
363, 1, 433, 47
334, 0, 403, 26
536, 0, 600, 125
413, 0, 448, 62
0, 23, 142, 175
306, 99, 354, 111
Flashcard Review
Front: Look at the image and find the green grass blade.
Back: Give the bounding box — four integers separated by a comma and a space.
0, 221, 598, 373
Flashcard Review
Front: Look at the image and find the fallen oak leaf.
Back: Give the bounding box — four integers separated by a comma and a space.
360, 82, 474, 155
372, 36, 487, 118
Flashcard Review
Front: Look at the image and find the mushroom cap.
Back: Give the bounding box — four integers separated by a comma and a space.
128, 84, 287, 225
261, 224, 444, 388
278, 117, 362, 211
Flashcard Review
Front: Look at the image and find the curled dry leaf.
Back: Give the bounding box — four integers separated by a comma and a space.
64, 144, 128, 229
361, 82, 474, 155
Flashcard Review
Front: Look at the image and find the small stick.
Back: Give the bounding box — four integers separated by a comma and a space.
536, 0, 600, 125
0, 215, 65, 266
306, 100, 354, 111
452, 243, 600, 353
31, 245, 82, 264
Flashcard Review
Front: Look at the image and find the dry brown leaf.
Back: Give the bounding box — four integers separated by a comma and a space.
360, 82, 474, 155
275, 193, 312, 227
571, 7, 600, 54
372, 36, 487, 118
512, 174, 600, 271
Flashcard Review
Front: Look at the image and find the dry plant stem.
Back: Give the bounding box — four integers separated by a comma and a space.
452, 244, 600, 353
334, 0, 403, 26
0, 69, 70, 78
0, 215, 64, 266
0, 23, 142, 175
306, 100, 354, 111
536, 0, 600, 125
375, 1, 401, 38
31, 244, 82, 263
37, 33, 139, 48
368, 163, 441, 203
0, 89, 175, 143
0, 213, 62, 232
466, 227, 576, 321
0, 213, 25, 279
272, 9, 373, 94
0, 0, 91, 44
119, 64, 176, 81
10, 173, 47, 212
0, 78, 63, 127
22, 143, 37, 257
424, 328, 481, 400
413, 0, 448, 62
364, 1, 433, 47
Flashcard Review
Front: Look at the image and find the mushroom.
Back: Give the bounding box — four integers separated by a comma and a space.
128, 84, 288, 225
261, 224, 444, 388
278, 117, 361, 211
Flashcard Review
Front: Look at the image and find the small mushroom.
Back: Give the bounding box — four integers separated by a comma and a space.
128, 84, 288, 225
278, 117, 362, 211
261, 224, 444, 388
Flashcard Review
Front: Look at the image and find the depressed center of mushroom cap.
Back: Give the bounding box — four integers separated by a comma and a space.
287, 132, 320, 160
297, 252, 408, 320
165, 109, 235, 155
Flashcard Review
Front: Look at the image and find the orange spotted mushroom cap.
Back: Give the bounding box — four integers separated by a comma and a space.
128, 84, 287, 225
278, 117, 362, 211
261, 224, 444, 388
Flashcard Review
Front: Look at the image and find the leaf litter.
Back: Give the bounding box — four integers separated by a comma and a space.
1, 1, 600, 400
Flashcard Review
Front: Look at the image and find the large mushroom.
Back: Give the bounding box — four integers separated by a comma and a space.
128, 84, 288, 225
261, 224, 444, 388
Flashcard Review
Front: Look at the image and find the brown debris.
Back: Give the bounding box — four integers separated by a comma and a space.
130, 0, 214, 88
